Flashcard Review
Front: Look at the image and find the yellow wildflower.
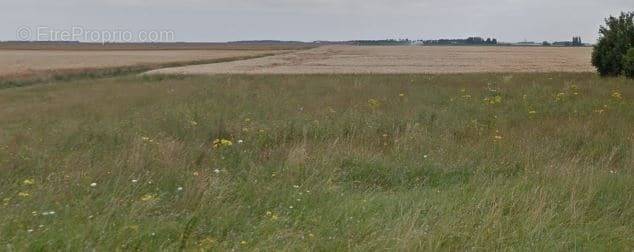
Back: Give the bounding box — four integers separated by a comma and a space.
140, 194, 157, 202
612, 91, 621, 99
555, 92, 566, 102
198, 237, 216, 249
23, 179, 35, 185
212, 139, 233, 149
18, 192, 30, 197
399, 93, 405, 97
484, 95, 502, 105
368, 99, 381, 110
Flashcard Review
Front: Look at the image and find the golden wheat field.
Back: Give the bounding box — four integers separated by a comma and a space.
147, 45, 595, 75
0, 49, 290, 78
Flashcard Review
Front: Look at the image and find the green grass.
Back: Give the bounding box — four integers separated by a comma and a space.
0, 73, 632, 250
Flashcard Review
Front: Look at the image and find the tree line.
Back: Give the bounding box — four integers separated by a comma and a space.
420, 37, 497, 45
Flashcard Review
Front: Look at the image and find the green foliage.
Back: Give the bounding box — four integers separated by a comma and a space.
592, 12, 634, 76
623, 48, 634, 78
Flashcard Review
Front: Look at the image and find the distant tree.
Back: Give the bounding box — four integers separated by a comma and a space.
542, 41, 551, 46
623, 48, 634, 78
591, 12, 634, 76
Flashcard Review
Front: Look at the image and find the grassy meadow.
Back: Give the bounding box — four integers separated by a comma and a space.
0, 73, 632, 250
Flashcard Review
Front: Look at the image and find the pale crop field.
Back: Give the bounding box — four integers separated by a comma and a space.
0, 49, 291, 78
147, 45, 595, 75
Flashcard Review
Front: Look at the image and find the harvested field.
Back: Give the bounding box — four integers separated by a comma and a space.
147, 45, 595, 75
0, 49, 291, 78
0, 42, 314, 51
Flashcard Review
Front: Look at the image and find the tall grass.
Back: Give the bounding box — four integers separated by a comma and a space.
0, 73, 632, 250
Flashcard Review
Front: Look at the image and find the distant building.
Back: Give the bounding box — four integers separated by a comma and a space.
552, 36, 584, 47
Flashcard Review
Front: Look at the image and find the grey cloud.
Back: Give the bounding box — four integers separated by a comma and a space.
1, 0, 633, 42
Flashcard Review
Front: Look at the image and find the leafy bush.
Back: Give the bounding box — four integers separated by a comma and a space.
623, 48, 634, 78
591, 12, 634, 77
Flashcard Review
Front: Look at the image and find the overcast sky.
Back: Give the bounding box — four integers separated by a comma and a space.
1, 0, 632, 43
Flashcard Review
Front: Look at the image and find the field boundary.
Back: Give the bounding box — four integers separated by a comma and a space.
0, 52, 287, 89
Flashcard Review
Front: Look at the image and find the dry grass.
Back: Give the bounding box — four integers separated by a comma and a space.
147, 45, 595, 75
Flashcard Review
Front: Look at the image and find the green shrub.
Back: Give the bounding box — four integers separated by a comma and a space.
623, 48, 634, 78
591, 12, 634, 76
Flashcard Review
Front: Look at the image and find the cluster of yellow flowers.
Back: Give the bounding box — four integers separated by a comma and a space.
368, 99, 381, 110
555, 92, 567, 102
140, 193, 157, 202
15, 178, 36, 198
612, 90, 623, 100
483, 95, 503, 105
265, 211, 279, 221
213, 139, 233, 149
